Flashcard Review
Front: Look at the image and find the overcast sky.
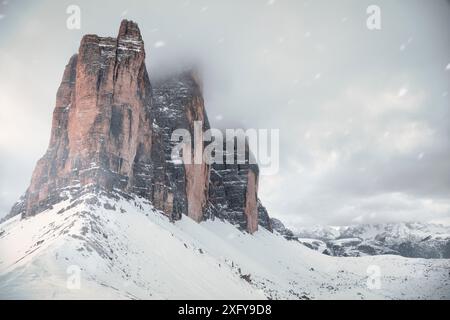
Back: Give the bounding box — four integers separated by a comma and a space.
0, 0, 449, 229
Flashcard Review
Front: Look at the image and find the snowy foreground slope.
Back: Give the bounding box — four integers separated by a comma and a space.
0, 192, 449, 300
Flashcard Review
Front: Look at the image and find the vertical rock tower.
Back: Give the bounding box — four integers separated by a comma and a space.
10, 20, 272, 234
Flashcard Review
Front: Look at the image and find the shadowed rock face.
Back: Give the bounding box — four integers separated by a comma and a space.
150, 72, 211, 222
207, 139, 272, 233
9, 20, 272, 234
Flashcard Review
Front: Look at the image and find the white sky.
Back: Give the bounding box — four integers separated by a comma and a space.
0, 0, 449, 228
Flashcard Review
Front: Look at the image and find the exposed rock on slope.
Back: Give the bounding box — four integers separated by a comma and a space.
271, 218, 297, 240
9, 20, 270, 234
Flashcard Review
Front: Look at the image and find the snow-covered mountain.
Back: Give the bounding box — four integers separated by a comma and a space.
1, 19, 449, 300
1, 190, 449, 299
294, 223, 450, 259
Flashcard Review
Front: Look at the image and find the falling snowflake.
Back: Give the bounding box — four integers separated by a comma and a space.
267, 0, 276, 5
397, 87, 408, 97
417, 152, 424, 160
215, 115, 223, 121
154, 41, 166, 48
446, 63, 450, 71
0, 14, 4, 20
314, 73, 321, 80
200, 6, 208, 12
400, 37, 413, 52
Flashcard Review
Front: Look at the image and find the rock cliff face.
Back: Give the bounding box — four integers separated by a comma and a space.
12, 20, 152, 218
150, 71, 210, 222
207, 139, 272, 233
10, 20, 271, 234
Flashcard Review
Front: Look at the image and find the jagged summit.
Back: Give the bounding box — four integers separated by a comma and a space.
9, 20, 271, 234
81, 19, 143, 44
117, 19, 143, 41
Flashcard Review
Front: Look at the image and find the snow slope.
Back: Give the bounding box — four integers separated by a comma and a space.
0, 192, 449, 299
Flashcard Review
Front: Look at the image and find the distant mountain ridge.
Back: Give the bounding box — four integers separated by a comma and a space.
292, 222, 450, 259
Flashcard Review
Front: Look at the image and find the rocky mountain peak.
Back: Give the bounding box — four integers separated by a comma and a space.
118, 19, 143, 41
8, 20, 272, 235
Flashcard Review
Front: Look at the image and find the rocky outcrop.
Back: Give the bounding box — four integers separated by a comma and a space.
10, 20, 272, 234
271, 218, 297, 240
